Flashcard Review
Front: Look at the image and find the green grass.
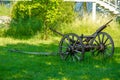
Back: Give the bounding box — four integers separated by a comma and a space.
0, 4, 11, 16
0, 34, 120, 79
0, 17, 120, 80
0, 37, 120, 80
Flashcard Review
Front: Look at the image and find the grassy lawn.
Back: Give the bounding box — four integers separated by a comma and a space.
0, 4, 120, 79
0, 22, 120, 80
0, 1, 120, 80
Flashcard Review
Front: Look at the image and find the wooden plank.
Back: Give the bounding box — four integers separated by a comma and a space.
9, 49, 56, 56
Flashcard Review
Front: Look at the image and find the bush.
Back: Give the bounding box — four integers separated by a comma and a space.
4, 18, 42, 39
12, 0, 75, 23
8, 0, 75, 39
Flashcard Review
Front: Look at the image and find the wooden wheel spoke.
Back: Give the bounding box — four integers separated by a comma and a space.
66, 35, 71, 43
74, 50, 82, 53
72, 35, 74, 40
103, 37, 109, 44
64, 39, 71, 47
94, 40, 99, 45
73, 39, 78, 47
96, 50, 101, 56
74, 54, 81, 61
102, 34, 105, 43
98, 34, 101, 43
105, 50, 110, 55
105, 46, 112, 51
105, 43, 112, 46
64, 52, 69, 60
72, 55, 76, 61
66, 35, 76, 46
61, 51, 69, 55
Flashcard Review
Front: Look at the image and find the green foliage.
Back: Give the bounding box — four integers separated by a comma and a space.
5, 18, 43, 39
9, 0, 75, 39
11, 0, 74, 24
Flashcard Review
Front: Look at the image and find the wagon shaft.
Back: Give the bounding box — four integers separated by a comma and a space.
49, 27, 64, 36
92, 19, 113, 36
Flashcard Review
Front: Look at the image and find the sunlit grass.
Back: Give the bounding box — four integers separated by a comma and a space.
0, 4, 11, 16
60, 15, 119, 35
0, 15, 120, 80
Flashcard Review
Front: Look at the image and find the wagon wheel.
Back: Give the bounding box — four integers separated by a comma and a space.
91, 32, 114, 58
59, 33, 84, 62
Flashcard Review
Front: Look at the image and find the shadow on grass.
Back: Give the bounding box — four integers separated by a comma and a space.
0, 43, 120, 80
2, 42, 59, 54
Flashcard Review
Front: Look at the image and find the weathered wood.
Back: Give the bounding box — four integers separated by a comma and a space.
9, 49, 56, 56
49, 27, 64, 36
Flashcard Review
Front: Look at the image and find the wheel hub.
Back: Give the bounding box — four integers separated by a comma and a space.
99, 44, 105, 51
69, 46, 75, 53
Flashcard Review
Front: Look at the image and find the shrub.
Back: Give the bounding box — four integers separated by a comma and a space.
4, 18, 43, 39
9, 0, 75, 39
